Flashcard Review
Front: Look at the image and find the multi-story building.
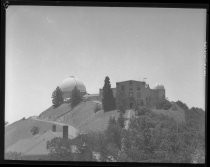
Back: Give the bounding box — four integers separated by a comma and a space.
99, 80, 165, 110
116, 80, 165, 109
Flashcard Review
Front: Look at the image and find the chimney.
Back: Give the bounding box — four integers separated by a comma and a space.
63, 126, 68, 139
52, 124, 56, 132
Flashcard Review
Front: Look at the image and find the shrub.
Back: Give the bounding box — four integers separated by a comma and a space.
30, 126, 39, 135
176, 100, 189, 111
136, 107, 151, 116
119, 104, 126, 114
171, 104, 178, 111
46, 137, 74, 161
46, 135, 94, 161
156, 99, 172, 110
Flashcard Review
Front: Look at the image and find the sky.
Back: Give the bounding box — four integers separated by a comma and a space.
5, 6, 206, 124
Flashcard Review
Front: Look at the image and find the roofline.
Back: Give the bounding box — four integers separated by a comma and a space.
116, 80, 146, 84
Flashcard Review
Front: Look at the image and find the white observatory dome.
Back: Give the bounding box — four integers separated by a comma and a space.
59, 76, 86, 99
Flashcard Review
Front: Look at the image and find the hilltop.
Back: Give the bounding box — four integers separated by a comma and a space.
5, 97, 205, 161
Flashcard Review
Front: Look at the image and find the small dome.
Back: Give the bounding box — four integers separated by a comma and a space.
154, 84, 165, 90
59, 76, 86, 99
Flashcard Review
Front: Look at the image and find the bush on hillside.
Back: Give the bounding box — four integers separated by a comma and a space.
46, 135, 93, 161
171, 104, 178, 111
45, 102, 205, 163
30, 126, 39, 136
136, 107, 151, 116
118, 103, 126, 114
156, 99, 172, 110
176, 100, 189, 111
46, 137, 74, 161
122, 111, 204, 163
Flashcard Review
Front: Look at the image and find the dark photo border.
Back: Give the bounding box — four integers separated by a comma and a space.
0, 0, 208, 166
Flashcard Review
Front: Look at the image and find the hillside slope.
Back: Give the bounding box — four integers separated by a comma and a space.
5, 99, 189, 156
152, 102, 186, 123
5, 117, 75, 151
55, 101, 120, 133
39, 103, 71, 121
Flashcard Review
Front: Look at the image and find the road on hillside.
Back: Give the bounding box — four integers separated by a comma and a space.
31, 117, 70, 126
124, 110, 133, 129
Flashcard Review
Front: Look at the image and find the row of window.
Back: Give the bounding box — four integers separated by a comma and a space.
120, 85, 141, 91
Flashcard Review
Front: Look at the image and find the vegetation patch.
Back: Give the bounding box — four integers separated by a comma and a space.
30, 126, 40, 136
156, 99, 172, 110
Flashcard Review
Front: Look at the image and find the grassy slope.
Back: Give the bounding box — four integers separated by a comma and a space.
55, 101, 119, 133
39, 103, 71, 121
6, 100, 186, 149
79, 110, 120, 133
5, 100, 119, 156
6, 99, 189, 156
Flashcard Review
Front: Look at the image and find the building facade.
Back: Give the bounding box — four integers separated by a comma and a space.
98, 80, 165, 110
115, 80, 165, 109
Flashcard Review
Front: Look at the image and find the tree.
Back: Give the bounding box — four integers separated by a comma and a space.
30, 126, 39, 135
71, 86, 82, 108
102, 76, 116, 112
52, 86, 64, 108
46, 135, 94, 161
176, 100, 189, 111
156, 99, 172, 110
46, 137, 75, 161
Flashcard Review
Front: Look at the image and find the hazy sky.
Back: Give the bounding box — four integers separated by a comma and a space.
6, 6, 206, 124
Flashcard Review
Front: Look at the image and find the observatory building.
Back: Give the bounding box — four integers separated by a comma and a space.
115, 80, 165, 109
59, 76, 86, 100
99, 80, 165, 110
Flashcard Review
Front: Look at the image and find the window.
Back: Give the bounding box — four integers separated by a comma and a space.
121, 85, 125, 91
129, 81, 133, 85
137, 87, 141, 91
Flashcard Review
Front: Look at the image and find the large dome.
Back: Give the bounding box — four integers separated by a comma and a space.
59, 76, 86, 99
